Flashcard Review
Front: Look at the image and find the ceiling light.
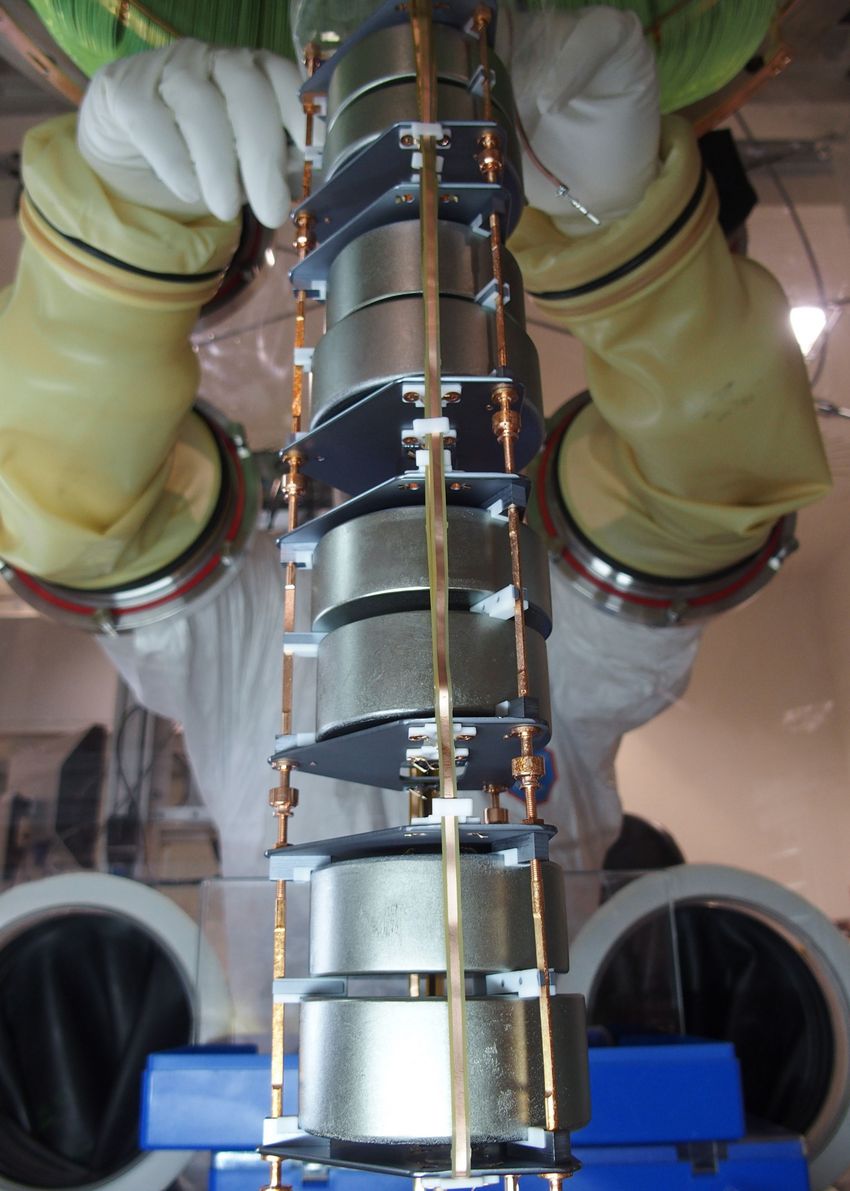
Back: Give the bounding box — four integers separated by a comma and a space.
790, 305, 827, 357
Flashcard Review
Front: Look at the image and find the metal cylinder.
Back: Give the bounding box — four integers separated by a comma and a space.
316, 609, 550, 739
309, 853, 569, 975
310, 296, 542, 427
323, 80, 522, 181
326, 21, 515, 131
299, 995, 590, 1143
326, 220, 526, 328
311, 506, 550, 635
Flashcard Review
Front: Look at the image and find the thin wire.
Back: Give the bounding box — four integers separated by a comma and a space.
735, 110, 830, 389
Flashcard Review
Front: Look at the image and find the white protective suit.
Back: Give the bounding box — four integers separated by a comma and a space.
0, 11, 831, 920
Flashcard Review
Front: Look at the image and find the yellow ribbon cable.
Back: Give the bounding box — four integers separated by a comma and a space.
412, 0, 471, 1176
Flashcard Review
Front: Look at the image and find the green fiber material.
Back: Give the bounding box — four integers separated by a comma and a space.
26, 0, 778, 113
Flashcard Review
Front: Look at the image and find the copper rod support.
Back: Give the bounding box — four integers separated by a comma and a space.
412, 1, 471, 1178
265, 51, 321, 1191
472, 6, 494, 119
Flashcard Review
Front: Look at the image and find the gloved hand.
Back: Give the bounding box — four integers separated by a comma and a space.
497, 6, 660, 235
78, 39, 315, 228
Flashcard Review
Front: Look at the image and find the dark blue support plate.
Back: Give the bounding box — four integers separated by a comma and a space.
267, 822, 556, 872
289, 123, 521, 292
289, 379, 544, 497
278, 471, 529, 560
271, 715, 550, 793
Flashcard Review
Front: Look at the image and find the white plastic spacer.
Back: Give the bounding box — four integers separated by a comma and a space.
279, 543, 315, 569
273, 977, 347, 1002
283, 631, 325, 658
415, 448, 453, 470
419, 1179, 500, 1189
411, 151, 445, 173
469, 585, 528, 621
303, 145, 323, 166
293, 346, 314, 371
475, 278, 511, 310
262, 1116, 301, 1145
485, 968, 571, 999
267, 852, 330, 883
404, 121, 445, 141
434, 797, 475, 819
303, 279, 326, 301
412, 416, 452, 438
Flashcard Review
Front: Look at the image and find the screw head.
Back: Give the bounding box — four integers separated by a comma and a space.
402, 391, 420, 403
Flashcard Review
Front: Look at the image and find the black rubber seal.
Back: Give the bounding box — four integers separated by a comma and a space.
529, 168, 708, 302
28, 198, 223, 284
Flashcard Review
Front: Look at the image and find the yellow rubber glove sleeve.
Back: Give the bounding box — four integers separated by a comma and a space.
510, 116, 832, 578
0, 114, 241, 589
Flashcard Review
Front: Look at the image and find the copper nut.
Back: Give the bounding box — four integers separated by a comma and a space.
492, 409, 521, 439
511, 755, 545, 780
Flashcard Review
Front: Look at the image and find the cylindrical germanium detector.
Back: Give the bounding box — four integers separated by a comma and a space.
309, 854, 569, 975
299, 995, 589, 1144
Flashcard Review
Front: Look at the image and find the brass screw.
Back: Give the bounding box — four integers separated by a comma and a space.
402, 391, 421, 403
444, 391, 461, 403
395, 193, 415, 205
437, 134, 452, 148
484, 783, 509, 825
400, 133, 416, 148
401, 482, 421, 491
402, 436, 420, 447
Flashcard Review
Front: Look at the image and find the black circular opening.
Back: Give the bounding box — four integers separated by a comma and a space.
589, 903, 836, 1135
0, 910, 193, 1188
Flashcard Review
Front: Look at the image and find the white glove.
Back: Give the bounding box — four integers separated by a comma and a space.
497, 6, 660, 234
78, 39, 316, 229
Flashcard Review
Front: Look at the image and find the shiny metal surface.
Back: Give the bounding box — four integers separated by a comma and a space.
299, 995, 589, 1142
316, 609, 550, 739
540, 394, 800, 627
326, 220, 526, 328
310, 296, 542, 428
309, 853, 569, 974
326, 21, 515, 131
311, 506, 551, 634
323, 80, 522, 182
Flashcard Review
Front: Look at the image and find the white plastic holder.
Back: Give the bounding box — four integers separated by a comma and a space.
267, 851, 331, 883
273, 977, 347, 1002
399, 381, 459, 408
262, 1116, 302, 1146
411, 416, 453, 441
485, 968, 571, 999
300, 278, 326, 301
407, 722, 478, 744
416, 448, 454, 471
418, 1179, 500, 1189
401, 121, 445, 145
283, 631, 326, 658
279, 542, 315, 569
411, 797, 477, 825
475, 278, 511, 311
412, 151, 445, 173
293, 346, 314, 371
470, 585, 527, 621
